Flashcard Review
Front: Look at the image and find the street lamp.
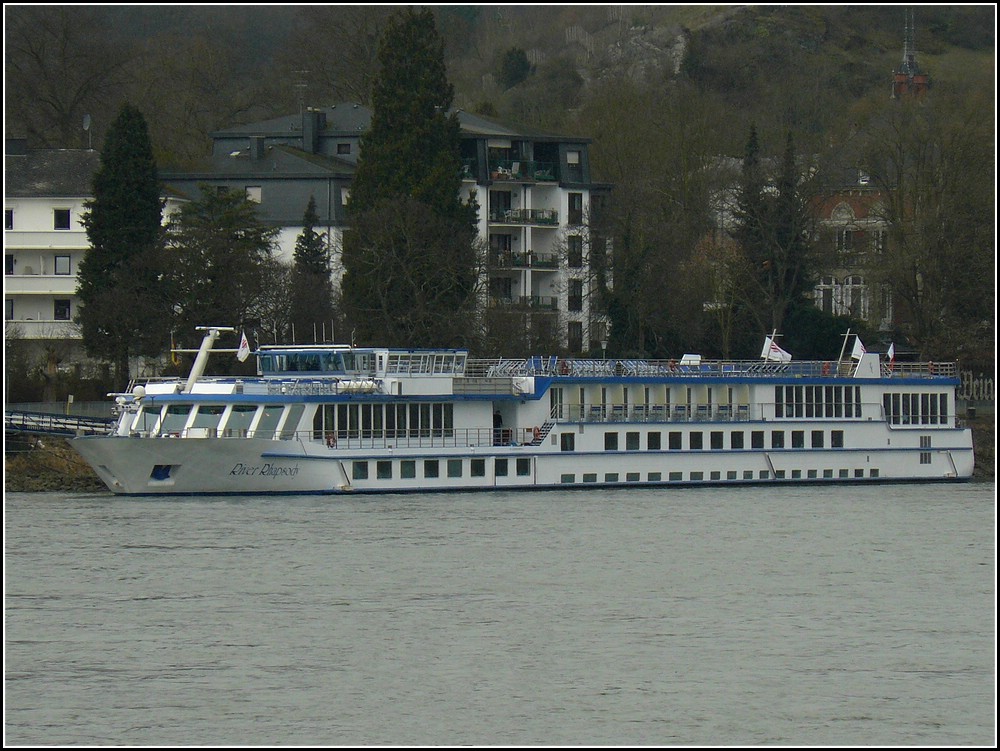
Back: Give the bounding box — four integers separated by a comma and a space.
601, 339, 608, 360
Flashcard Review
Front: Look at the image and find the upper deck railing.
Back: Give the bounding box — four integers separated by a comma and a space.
464, 357, 957, 380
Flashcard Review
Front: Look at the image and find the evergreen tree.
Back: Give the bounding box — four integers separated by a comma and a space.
290, 196, 339, 342
77, 102, 167, 387
499, 47, 531, 90
164, 186, 279, 355
341, 7, 478, 348
730, 127, 816, 339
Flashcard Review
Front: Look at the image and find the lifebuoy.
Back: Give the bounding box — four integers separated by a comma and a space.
532, 426, 541, 442
326, 434, 336, 448
822, 361, 830, 376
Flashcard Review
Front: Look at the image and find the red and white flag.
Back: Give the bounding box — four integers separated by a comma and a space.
237, 330, 251, 362
886, 342, 895, 371
851, 336, 866, 360
761, 336, 792, 362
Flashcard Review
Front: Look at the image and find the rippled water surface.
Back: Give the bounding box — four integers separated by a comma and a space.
4, 483, 995, 745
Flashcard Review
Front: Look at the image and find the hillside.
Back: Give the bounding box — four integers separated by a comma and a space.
5, 5, 993, 162
442, 5, 994, 154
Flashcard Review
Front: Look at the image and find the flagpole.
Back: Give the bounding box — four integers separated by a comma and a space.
837, 328, 851, 371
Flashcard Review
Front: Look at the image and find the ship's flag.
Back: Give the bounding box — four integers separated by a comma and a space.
761, 336, 792, 362
851, 336, 866, 360
237, 330, 251, 362
887, 342, 895, 371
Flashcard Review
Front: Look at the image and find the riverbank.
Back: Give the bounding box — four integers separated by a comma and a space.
5, 436, 107, 493
5, 419, 995, 493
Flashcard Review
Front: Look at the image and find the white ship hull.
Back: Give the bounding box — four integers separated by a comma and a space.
71, 329, 975, 496
73, 422, 974, 496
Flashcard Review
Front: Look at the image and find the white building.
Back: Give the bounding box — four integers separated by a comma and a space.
4, 139, 185, 358
4, 141, 99, 342
165, 105, 612, 353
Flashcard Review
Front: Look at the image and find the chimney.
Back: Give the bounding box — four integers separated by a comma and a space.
250, 135, 265, 161
302, 108, 327, 154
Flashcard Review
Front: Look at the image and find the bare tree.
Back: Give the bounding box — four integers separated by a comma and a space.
5, 6, 135, 148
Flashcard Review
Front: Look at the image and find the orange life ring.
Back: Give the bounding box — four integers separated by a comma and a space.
822, 361, 830, 376
532, 426, 541, 441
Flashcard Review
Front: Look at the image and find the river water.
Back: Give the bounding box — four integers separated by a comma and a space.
4, 483, 995, 746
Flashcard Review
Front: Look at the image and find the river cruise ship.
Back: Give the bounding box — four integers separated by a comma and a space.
71, 327, 974, 495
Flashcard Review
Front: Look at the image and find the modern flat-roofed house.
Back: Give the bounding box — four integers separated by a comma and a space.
161, 104, 611, 352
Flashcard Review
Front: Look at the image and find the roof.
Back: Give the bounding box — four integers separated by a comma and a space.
161, 144, 356, 179
5, 148, 101, 198
210, 103, 591, 144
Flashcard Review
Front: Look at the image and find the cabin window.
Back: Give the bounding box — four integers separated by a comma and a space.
352, 461, 369, 480
792, 430, 804, 448
471, 459, 486, 477
516, 458, 531, 476
605, 473, 619, 483
731, 431, 744, 449
647, 432, 661, 450
626, 432, 640, 450
690, 432, 703, 450
711, 431, 724, 450
668, 432, 681, 450
495, 458, 508, 477
255, 405, 283, 438
447, 459, 463, 478
604, 432, 618, 451
560, 433, 575, 452
280, 404, 304, 439
376, 461, 392, 479
811, 431, 824, 448
191, 405, 225, 431
771, 431, 784, 449
424, 460, 439, 478
159, 405, 192, 435
831, 430, 844, 448
53, 208, 71, 230
751, 431, 764, 449
401, 460, 416, 479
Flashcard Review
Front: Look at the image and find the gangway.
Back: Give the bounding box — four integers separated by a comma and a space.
4, 410, 117, 437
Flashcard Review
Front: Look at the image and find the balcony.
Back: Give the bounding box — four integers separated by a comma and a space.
4, 319, 81, 340
4, 230, 88, 249
488, 208, 559, 226
488, 160, 557, 182
488, 295, 559, 311
489, 251, 559, 270
5, 274, 79, 295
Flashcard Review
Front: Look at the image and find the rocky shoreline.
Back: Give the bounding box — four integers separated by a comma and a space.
5, 418, 995, 494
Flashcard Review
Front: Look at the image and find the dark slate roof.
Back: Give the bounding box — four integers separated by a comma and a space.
161, 144, 355, 179
5, 148, 101, 197
209, 103, 373, 138
210, 103, 589, 144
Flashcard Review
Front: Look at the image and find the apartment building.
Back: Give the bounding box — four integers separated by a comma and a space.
4, 139, 185, 356
163, 105, 611, 352
4, 140, 99, 344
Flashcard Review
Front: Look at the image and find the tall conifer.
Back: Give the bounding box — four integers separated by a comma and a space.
77, 103, 167, 387
341, 7, 478, 347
